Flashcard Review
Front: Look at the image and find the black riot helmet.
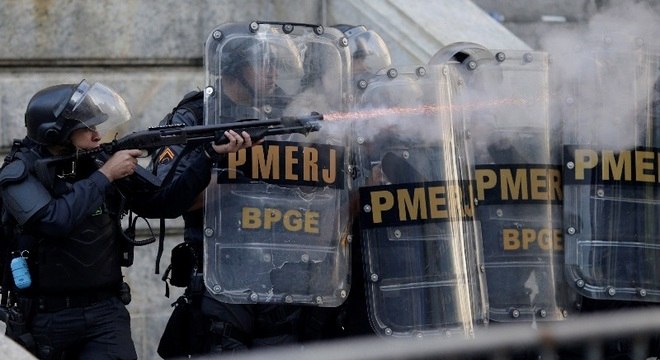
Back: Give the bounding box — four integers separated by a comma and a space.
428, 42, 498, 69
429, 42, 504, 89
25, 80, 131, 146
333, 24, 392, 75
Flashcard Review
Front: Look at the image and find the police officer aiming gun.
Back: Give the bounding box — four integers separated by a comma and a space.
0, 80, 253, 359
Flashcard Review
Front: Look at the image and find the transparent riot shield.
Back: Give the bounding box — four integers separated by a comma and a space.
437, 46, 574, 323
203, 21, 351, 306
353, 65, 487, 337
558, 36, 660, 303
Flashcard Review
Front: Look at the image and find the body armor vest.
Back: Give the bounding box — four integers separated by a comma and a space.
24, 153, 123, 294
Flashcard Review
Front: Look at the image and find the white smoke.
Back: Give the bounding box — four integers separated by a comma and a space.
541, 0, 660, 149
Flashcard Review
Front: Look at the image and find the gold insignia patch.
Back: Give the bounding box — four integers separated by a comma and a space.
158, 147, 176, 164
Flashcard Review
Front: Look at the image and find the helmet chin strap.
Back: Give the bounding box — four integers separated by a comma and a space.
45, 141, 75, 156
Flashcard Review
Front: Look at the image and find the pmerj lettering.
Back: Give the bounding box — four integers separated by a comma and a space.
475, 165, 562, 204
218, 141, 344, 188
360, 181, 475, 228
568, 147, 660, 184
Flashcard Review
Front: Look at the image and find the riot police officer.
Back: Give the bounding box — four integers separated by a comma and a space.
0, 81, 131, 359
154, 34, 304, 357
0, 80, 145, 359
333, 24, 392, 81
327, 24, 394, 339
0, 80, 245, 359
155, 21, 374, 356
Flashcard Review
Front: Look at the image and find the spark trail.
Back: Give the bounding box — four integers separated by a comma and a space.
321, 96, 537, 123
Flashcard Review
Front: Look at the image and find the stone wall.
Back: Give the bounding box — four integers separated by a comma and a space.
0, 0, 323, 152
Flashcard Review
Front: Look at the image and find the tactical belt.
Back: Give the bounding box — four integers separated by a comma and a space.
209, 320, 252, 347
209, 319, 297, 345
34, 289, 117, 313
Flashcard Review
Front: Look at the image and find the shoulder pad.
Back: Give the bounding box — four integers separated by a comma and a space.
160, 91, 203, 126
178, 91, 204, 106
0, 160, 27, 187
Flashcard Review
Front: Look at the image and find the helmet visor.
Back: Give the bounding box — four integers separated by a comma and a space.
62, 81, 132, 140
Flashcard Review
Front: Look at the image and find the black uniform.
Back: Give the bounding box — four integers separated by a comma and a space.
0, 137, 213, 359
155, 91, 337, 357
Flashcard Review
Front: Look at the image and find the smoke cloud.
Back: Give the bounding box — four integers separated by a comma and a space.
541, 0, 660, 149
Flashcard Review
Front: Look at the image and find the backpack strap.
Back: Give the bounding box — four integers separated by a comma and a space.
1, 140, 37, 307
2, 139, 23, 167
153, 91, 204, 275
155, 218, 166, 275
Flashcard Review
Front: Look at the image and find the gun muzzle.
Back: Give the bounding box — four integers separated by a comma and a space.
281, 112, 324, 127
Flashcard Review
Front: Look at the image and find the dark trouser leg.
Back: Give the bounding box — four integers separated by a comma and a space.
30, 297, 136, 360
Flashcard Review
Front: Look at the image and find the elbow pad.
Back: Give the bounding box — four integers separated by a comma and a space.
0, 160, 52, 225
